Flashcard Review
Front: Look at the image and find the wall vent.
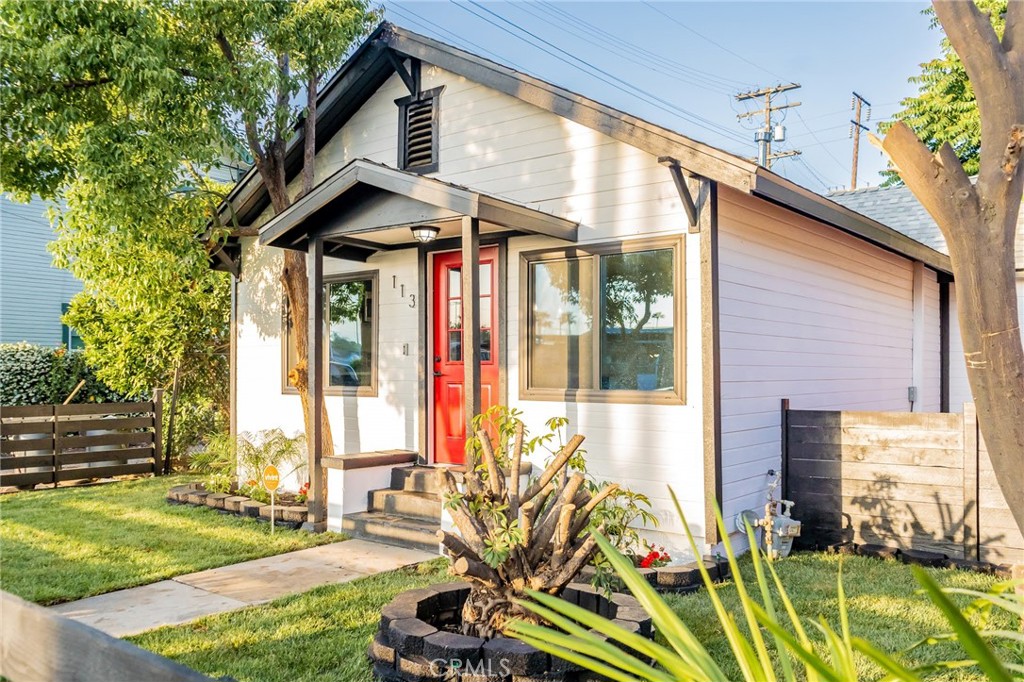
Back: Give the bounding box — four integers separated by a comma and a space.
397, 87, 443, 174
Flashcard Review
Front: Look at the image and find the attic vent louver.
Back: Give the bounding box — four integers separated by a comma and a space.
397, 87, 443, 174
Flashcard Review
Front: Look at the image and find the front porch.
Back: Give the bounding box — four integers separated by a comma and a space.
258, 158, 578, 535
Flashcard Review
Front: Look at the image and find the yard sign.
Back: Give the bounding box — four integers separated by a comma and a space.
263, 465, 280, 534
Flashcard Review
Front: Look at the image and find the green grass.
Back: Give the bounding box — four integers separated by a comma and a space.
0, 475, 345, 605
130, 560, 450, 682
663, 552, 1022, 681
131, 552, 1019, 682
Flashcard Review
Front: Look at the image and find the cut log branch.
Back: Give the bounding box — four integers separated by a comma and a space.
521, 434, 585, 503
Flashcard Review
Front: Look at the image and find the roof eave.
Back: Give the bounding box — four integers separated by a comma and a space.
751, 170, 952, 274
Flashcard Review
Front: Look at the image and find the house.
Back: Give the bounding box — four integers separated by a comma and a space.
0, 197, 83, 348
829, 183, 1024, 413
221, 23, 962, 557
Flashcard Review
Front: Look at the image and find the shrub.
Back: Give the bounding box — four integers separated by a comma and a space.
0, 342, 123, 406
189, 429, 307, 499
508, 493, 1024, 681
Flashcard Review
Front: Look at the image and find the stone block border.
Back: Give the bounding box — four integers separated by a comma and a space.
166, 483, 308, 529
370, 582, 655, 681
574, 554, 731, 596
823, 541, 1016, 578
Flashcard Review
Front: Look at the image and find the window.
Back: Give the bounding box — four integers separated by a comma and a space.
61, 304, 84, 350
396, 87, 443, 174
523, 238, 683, 403
283, 274, 376, 395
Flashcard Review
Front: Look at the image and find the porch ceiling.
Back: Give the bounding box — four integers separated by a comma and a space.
258, 158, 578, 259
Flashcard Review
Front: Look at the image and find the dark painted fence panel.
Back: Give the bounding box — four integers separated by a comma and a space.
784, 402, 1022, 564
0, 398, 162, 488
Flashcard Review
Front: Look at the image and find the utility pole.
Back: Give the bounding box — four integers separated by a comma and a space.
849, 91, 871, 189
736, 83, 801, 169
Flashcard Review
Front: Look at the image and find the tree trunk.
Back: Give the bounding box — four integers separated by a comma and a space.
880, 0, 1024, 535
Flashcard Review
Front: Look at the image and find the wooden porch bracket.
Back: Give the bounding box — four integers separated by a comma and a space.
659, 156, 700, 231
386, 53, 421, 97
461, 215, 482, 438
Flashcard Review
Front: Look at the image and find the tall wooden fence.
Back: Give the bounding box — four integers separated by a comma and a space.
783, 402, 1023, 564
0, 397, 163, 489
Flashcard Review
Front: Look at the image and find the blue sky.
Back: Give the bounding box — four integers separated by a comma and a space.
382, 1, 944, 194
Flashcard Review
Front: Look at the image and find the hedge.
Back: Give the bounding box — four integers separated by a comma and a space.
0, 342, 125, 406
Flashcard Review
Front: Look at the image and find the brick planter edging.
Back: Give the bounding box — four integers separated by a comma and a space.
166, 483, 308, 529
823, 541, 1016, 578
574, 555, 732, 597
370, 582, 655, 681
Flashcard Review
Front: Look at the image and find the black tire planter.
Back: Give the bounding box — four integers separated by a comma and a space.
369, 582, 655, 681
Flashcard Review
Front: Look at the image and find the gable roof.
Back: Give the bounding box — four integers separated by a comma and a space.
220, 22, 952, 274
828, 184, 948, 254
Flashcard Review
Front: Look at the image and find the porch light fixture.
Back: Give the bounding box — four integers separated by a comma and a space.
410, 225, 441, 243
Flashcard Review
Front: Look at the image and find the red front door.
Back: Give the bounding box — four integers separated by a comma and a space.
432, 247, 499, 464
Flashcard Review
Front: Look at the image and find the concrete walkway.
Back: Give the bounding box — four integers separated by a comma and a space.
51, 539, 435, 637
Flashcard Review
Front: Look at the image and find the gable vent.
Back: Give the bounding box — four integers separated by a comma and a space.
397, 87, 442, 174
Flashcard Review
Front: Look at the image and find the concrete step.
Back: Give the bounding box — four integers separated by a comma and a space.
341, 511, 439, 553
368, 488, 441, 521
390, 466, 444, 495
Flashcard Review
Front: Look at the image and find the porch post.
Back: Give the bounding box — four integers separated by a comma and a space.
461, 216, 481, 438
307, 234, 326, 527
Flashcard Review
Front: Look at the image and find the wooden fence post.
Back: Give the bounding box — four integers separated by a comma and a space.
962, 403, 980, 561
153, 388, 164, 477
780, 398, 790, 500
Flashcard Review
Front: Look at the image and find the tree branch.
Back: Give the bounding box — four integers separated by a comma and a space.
214, 30, 266, 165
878, 123, 980, 246
1003, 0, 1024, 54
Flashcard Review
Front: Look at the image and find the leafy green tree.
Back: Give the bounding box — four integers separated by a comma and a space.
878, 0, 1006, 185
1, 1, 378, 477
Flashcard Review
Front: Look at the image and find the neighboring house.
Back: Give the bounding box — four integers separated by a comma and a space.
830, 183, 1024, 413
0, 196, 82, 347
221, 23, 961, 556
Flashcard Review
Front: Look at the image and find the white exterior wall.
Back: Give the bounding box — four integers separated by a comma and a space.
716, 187, 941, 527
235, 66, 707, 552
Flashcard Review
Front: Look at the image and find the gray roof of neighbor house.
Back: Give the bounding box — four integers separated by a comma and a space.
218, 22, 952, 274
828, 184, 948, 255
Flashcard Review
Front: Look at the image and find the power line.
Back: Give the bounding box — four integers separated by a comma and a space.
533, 1, 753, 93
793, 107, 849, 177
642, 2, 785, 81
514, 3, 735, 96
451, 0, 750, 146
387, 3, 525, 70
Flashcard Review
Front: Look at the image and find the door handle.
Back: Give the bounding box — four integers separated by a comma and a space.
433, 371, 443, 377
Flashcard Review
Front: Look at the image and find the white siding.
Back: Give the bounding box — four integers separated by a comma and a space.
716, 187, 925, 525
235, 65, 707, 552
0, 197, 81, 346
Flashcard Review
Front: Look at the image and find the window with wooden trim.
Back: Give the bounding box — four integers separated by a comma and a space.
396, 87, 443, 174
522, 238, 684, 404
283, 273, 377, 396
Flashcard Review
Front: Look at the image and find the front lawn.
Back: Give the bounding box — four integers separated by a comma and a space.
130, 560, 450, 682
0, 475, 345, 604
131, 553, 1018, 682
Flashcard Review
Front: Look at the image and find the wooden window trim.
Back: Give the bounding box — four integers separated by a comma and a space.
281, 271, 379, 398
519, 236, 686, 405
396, 86, 444, 175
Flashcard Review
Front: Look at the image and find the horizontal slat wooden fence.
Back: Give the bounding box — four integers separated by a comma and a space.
1, 590, 220, 682
783, 401, 1023, 564
0, 396, 162, 489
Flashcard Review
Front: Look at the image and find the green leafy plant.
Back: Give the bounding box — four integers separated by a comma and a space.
441, 407, 657, 639
507, 489, 1023, 681
189, 429, 306, 500
0, 342, 124, 406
